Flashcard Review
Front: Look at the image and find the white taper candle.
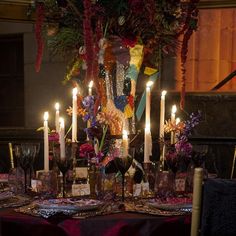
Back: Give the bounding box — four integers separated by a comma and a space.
59, 117, 65, 159
72, 87, 78, 142
43, 111, 49, 171
55, 102, 60, 133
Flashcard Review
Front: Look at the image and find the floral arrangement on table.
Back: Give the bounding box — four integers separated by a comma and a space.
163, 110, 202, 173
33, 0, 201, 197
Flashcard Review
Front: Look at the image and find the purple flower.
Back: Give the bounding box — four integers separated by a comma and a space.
175, 141, 192, 158
82, 95, 94, 110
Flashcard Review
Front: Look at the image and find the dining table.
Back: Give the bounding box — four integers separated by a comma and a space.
0, 206, 191, 236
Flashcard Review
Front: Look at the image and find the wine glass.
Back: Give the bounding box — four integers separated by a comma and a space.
54, 146, 72, 198
114, 155, 133, 201
28, 142, 40, 186
14, 143, 37, 193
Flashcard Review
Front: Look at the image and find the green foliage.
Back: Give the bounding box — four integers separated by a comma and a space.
47, 27, 82, 57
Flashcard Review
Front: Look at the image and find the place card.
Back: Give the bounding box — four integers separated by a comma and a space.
31, 179, 43, 192
133, 184, 142, 196
142, 182, 150, 194
72, 183, 90, 196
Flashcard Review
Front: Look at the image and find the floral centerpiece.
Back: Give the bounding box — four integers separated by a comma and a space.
163, 110, 202, 174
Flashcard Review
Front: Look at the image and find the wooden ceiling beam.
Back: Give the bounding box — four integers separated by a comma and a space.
0, 1, 35, 23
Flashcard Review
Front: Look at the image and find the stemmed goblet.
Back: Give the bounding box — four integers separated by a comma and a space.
114, 155, 133, 201
14, 143, 38, 193
53, 145, 73, 198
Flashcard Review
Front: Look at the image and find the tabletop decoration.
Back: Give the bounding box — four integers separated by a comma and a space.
28, 0, 203, 211
163, 111, 202, 173
162, 110, 202, 194
15, 197, 190, 219
0, 192, 31, 209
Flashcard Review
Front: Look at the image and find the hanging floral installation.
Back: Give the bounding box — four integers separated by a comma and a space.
34, 0, 199, 142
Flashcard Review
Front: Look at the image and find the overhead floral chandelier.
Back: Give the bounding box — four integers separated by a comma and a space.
35, 0, 199, 110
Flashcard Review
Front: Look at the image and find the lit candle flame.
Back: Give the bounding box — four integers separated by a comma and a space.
55, 102, 60, 111
88, 80, 94, 88
161, 90, 167, 97
171, 105, 177, 114
176, 117, 180, 125
122, 129, 128, 139
72, 87, 78, 97
44, 111, 49, 121
59, 117, 64, 128
146, 80, 154, 88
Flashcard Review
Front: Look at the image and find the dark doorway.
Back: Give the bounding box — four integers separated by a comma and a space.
0, 34, 24, 127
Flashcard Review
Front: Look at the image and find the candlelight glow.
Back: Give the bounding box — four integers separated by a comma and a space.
72, 87, 78, 96
176, 117, 180, 125
161, 90, 167, 96
55, 102, 60, 111
44, 112, 49, 121
171, 105, 177, 114
146, 81, 154, 88
88, 80, 94, 88
59, 117, 65, 128
122, 129, 128, 139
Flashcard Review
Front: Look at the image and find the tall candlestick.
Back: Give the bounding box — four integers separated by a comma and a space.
8, 143, 14, 169
87, 81, 93, 140
159, 90, 167, 139
174, 117, 180, 144
59, 117, 65, 159
72, 87, 78, 142
88, 80, 93, 96
122, 130, 129, 157
43, 111, 49, 171
55, 102, 60, 133
171, 105, 177, 144
144, 124, 152, 163
144, 81, 153, 163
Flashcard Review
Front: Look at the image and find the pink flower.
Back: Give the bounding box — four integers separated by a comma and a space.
48, 131, 59, 142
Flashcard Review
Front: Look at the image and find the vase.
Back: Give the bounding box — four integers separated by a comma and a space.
155, 170, 175, 198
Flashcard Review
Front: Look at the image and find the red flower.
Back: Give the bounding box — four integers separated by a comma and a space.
122, 37, 137, 48
79, 143, 95, 158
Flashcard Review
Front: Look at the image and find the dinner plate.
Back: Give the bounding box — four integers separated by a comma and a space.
36, 198, 104, 212
0, 191, 13, 201
147, 199, 192, 211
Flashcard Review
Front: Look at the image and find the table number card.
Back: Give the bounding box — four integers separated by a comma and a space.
72, 183, 90, 196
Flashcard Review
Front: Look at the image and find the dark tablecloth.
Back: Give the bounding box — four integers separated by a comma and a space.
0, 209, 191, 236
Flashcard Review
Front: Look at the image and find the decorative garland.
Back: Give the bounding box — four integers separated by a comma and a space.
180, 0, 200, 110
35, 2, 45, 73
